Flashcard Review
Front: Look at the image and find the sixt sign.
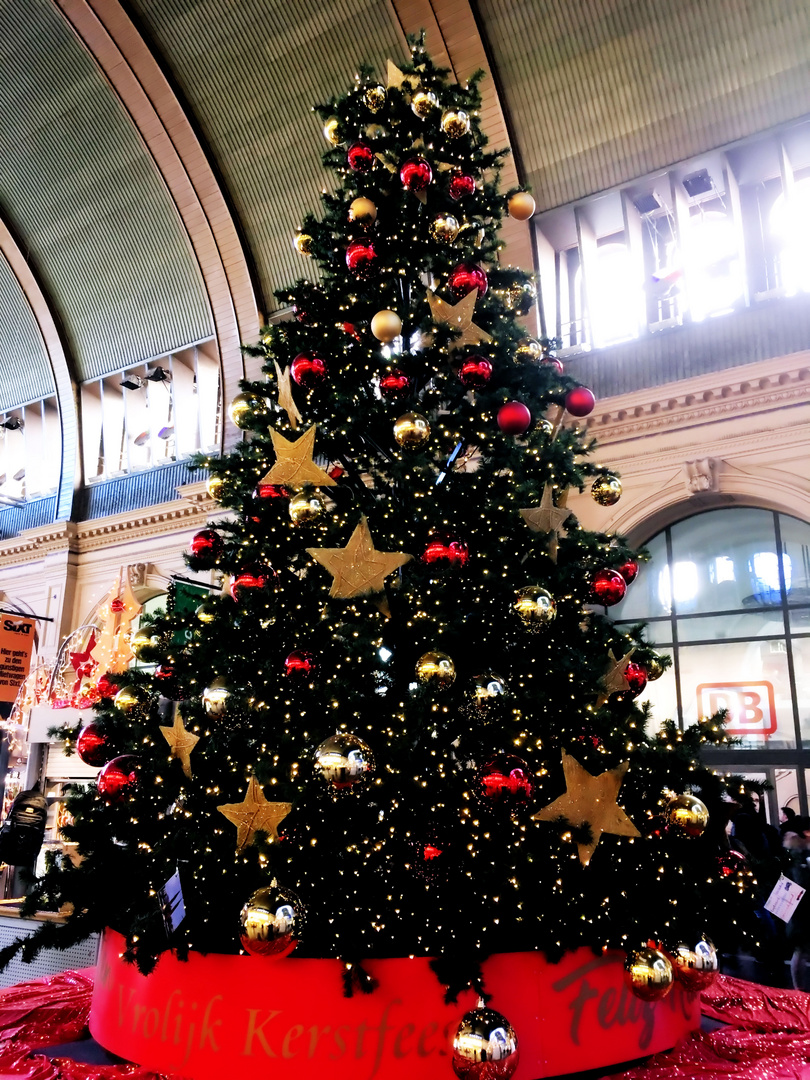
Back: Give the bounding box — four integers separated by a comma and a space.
3, 619, 32, 633
696, 681, 777, 736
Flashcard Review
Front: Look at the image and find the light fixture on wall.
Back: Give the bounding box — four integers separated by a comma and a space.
0, 416, 24, 431
682, 169, 713, 198
145, 366, 171, 383
633, 192, 661, 215
120, 374, 143, 391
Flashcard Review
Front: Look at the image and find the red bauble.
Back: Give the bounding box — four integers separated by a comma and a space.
590, 569, 627, 607
717, 849, 747, 878
545, 357, 564, 375
189, 529, 223, 562
618, 559, 639, 584
458, 356, 492, 388
497, 401, 531, 435
345, 239, 377, 276
230, 563, 277, 602
476, 754, 535, 808
96, 673, 120, 699
292, 304, 310, 324
421, 533, 470, 569
379, 369, 411, 399
254, 482, 289, 500
76, 721, 116, 768
291, 351, 327, 388
399, 156, 432, 192
623, 662, 648, 698
565, 386, 596, 417
448, 262, 488, 299
284, 649, 318, 678
110, 598, 125, 613
448, 170, 476, 200
97, 755, 139, 802
347, 141, 374, 172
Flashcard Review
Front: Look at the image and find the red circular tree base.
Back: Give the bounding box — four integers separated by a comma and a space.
90, 930, 699, 1079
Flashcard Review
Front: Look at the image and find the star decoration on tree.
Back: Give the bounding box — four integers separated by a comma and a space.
274, 361, 302, 430
159, 704, 200, 778
520, 486, 571, 561
217, 776, 292, 852
306, 516, 412, 598
259, 425, 337, 489
533, 751, 640, 866
598, 647, 636, 707
427, 288, 492, 352
386, 60, 418, 91
91, 568, 142, 677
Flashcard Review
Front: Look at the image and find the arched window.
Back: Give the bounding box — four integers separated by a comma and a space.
770, 178, 810, 296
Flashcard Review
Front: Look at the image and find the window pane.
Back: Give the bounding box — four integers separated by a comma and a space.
638, 647, 677, 737
779, 514, 810, 599
790, 637, 810, 749
775, 769, 801, 819
608, 531, 669, 620
679, 639, 795, 748
676, 610, 785, 643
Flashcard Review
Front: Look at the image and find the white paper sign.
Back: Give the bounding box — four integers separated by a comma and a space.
765, 873, 806, 922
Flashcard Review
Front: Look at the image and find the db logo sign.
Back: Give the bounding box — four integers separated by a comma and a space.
696, 682, 777, 736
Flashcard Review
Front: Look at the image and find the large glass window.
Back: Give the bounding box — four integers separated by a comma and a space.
0, 398, 61, 503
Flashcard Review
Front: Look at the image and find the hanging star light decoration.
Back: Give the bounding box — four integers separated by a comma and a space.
533, 751, 640, 866
520, 486, 571, 561
159, 704, 200, 779
427, 288, 492, 352
259, 425, 337, 489
306, 516, 412, 599
274, 361, 302, 430
217, 776, 292, 852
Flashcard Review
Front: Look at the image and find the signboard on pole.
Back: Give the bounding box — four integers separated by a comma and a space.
0, 616, 36, 703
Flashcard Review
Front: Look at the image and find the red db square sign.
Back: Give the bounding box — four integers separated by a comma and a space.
696, 682, 777, 736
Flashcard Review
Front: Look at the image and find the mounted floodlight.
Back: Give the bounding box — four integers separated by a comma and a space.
144, 366, 171, 383
633, 193, 661, 215
0, 416, 24, 431
682, 169, 713, 198
120, 374, 144, 390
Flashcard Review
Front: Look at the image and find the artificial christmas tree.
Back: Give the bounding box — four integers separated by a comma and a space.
11, 36, 759, 1079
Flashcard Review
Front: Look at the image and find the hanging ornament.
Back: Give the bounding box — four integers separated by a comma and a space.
290, 351, 327, 388
717, 849, 747, 878
206, 473, 224, 501
363, 84, 386, 112
448, 262, 488, 299
476, 754, 534, 809
371, 310, 402, 343
239, 883, 305, 958
306, 516, 412, 599
113, 684, 149, 714
497, 401, 531, 435
668, 938, 718, 991
97, 755, 139, 803
508, 279, 537, 315
537, 418, 554, 438
284, 649, 317, 678
76, 721, 116, 768
618, 559, 639, 584
452, 1007, 519, 1080
624, 947, 674, 1001
441, 109, 471, 138
515, 338, 543, 362
545, 355, 564, 375
260, 426, 337, 490
415, 651, 456, 689
229, 392, 267, 429
188, 528, 223, 565
345, 239, 378, 277
591, 473, 622, 506
399, 156, 432, 192
421, 532, 470, 569
153, 663, 179, 694
230, 563, 277, 602
508, 191, 536, 220
411, 89, 438, 117
322, 116, 341, 145
203, 676, 232, 717
621, 662, 648, 698
566, 386, 596, 417
590, 569, 627, 607
314, 732, 375, 790
348, 196, 377, 227
665, 793, 709, 837
448, 170, 476, 201
218, 776, 291, 850
254, 481, 289, 502
289, 489, 326, 526
294, 232, 313, 256
347, 140, 374, 172
427, 289, 492, 352
195, 601, 217, 625
379, 369, 411, 400
96, 673, 119, 699
458, 356, 492, 387
514, 586, 556, 630
130, 625, 159, 657
645, 656, 665, 681
468, 671, 506, 711
394, 412, 430, 448
429, 213, 460, 244
365, 123, 386, 140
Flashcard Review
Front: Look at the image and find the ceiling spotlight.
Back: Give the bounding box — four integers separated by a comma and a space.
145, 366, 171, 383
682, 169, 713, 198
121, 374, 144, 391
0, 417, 24, 431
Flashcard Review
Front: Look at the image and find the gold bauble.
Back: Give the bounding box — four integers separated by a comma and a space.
130, 626, 160, 658
508, 191, 536, 221
364, 85, 386, 113
195, 601, 217, 625
371, 309, 402, 343
229, 392, 267, 430
239, 884, 305, 958
203, 676, 231, 717
206, 473, 225, 501
288, 489, 326, 526
668, 937, 718, 991
441, 108, 471, 138
429, 213, 460, 244
314, 732, 375, 790
537, 419, 554, 438
665, 793, 709, 837
349, 196, 377, 226
323, 116, 341, 145
591, 473, 622, 507
515, 338, 543, 362
415, 650, 456, 689
394, 412, 430, 448
645, 656, 665, 681
624, 947, 674, 1002
469, 671, 506, 709
294, 232, 313, 256
508, 279, 537, 315
514, 585, 557, 630
411, 89, 439, 118
113, 685, 148, 713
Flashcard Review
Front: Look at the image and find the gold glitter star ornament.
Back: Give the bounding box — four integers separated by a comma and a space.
217, 776, 292, 852
533, 751, 640, 865
274, 361, 302, 430
307, 516, 412, 598
427, 288, 492, 352
159, 704, 199, 778
259, 425, 336, 489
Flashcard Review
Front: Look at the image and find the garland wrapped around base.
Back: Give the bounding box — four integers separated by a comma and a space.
89, 930, 699, 1079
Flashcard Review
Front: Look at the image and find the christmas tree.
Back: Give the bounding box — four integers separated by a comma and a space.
11, 37, 757, 1021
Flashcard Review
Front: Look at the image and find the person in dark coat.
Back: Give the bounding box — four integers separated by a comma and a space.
782, 817, 810, 990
